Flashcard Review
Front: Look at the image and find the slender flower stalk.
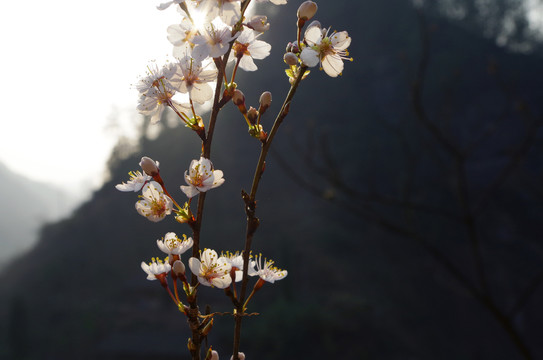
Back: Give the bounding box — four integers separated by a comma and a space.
231, 65, 308, 360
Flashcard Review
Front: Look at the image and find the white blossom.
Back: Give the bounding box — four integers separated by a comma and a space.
196, 0, 241, 26
180, 157, 225, 198
115, 171, 150, 192
188, 249, 232, 288
172, 55, 218, 104
233, 28, 271, 71
157, 232, 194, 256
247, 15, 270, 33
135, 181, 173, 222
300, 23, 352, 77
141, 257, 171, 280
167, 17, 198, 58
157, 0, 185, 11
135, 62, 190, 124
254, 254, 287, 283
222, 251, 257, 282
192, 17, 238, 59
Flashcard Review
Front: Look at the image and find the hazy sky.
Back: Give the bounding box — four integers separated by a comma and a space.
0, 0, 179, 197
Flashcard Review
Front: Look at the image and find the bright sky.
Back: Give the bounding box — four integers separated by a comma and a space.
0, 1, 180, 198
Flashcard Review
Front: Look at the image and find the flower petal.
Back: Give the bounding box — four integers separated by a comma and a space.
331, 31, 351, 50
188, 257, 202, 276
300, 48, 320, 67
181, 185, 199, 198
322, 54, 344, 77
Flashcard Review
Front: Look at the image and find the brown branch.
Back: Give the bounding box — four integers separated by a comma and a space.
232, 66, 308, 360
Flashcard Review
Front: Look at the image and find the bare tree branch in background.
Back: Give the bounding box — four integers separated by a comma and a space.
273, 8, 542, 360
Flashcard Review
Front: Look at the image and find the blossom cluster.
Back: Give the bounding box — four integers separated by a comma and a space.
115, 1, 351, 358
134, 0, 279, 127
116, 156, 287, 288
116, 156, 224, 222
134, 0, 352, 130
142, 234, 287, 290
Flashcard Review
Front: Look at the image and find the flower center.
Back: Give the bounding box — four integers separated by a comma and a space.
319, 38, 334, 57
150, 199, 167, 216
233, 42, 250, 58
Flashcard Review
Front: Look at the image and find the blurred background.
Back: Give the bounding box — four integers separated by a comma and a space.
1, 0, 543, 359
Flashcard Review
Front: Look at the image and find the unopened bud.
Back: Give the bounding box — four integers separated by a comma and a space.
285, 41, 299, 54
175, 213, 190, 224
139, 156, 159, 176
211, 350, 219, 360
173, 260, 186, 277
297, 1, 318, 21
230, 353, 246, 360
232, 89, 247, 115
259, 91, 272, 113
247, 107, 259, 125
283, 52, 298, 66
232, 89, 245, 106
247, 15, 270, 32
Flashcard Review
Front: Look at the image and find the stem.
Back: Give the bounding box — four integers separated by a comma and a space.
231, 57, 241, 85
164, 284, 180, 306
231, 66, 307, 360
250, 67, 306, 200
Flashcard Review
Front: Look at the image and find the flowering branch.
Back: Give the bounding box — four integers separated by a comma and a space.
116, 1, 352, 359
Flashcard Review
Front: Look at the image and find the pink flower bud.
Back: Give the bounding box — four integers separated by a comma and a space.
173, 260, 186, 277
259, 91, 272, 112
139, 156, 159, 176
230, 353, 245, 360
297, 1, 318, 21
232, 89, 245, 106
233, 89, 247, 114
283, 52, 298, 66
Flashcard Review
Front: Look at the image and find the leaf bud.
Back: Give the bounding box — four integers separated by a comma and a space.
285, 41, 299, 54
283, 52, 298, 66
187, 338, 197, 352
259, 91, 272, 113
247, 15, 270, 32
297, 1, 318, 21
247, 107, 259, 125
139, 156, 159, 176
